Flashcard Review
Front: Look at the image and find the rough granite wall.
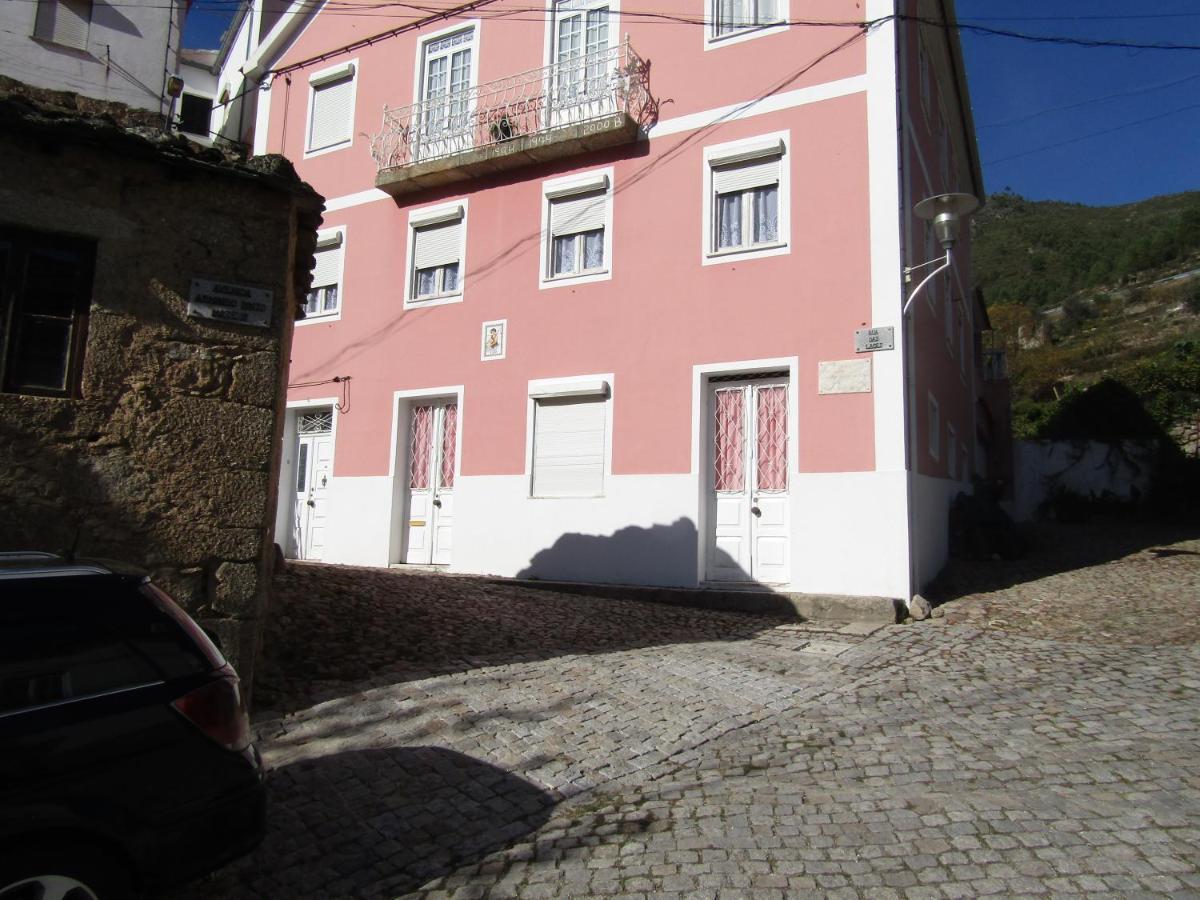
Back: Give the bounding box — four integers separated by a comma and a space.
0, 95, 322, 694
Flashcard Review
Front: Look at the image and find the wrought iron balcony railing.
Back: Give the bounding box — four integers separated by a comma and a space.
370, 39, 654, 184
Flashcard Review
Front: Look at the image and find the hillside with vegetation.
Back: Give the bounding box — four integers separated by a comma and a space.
971, 190, 1200, 455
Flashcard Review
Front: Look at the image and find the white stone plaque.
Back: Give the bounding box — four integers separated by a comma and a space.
819, 358, 872, 394
855, 326, 894, 353
188, 278, 273, 328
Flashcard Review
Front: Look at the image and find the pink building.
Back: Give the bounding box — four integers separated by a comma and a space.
218, 0, 1006, 612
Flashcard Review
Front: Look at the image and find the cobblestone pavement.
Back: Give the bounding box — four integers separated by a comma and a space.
169, 520, 1200, 899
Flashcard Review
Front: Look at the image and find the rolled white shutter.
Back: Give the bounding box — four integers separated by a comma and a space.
549, 190, 607, 236
532, 396, 605, 496
712, 155, 780, 194
311, 243, 341, 289
309, 76, 354, 151
35, 0, 91, 50
413, 219, 462, 269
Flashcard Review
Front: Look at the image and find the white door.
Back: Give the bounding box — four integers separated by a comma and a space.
417, 28, 475, 159
404, 401, 458, 565
706, 379, 790, 584
549, 0, 611, 125
291, 409, 334, 561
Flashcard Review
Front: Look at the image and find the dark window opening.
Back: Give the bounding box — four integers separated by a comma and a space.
179, 93, 214, 137
0, 229, 95, 398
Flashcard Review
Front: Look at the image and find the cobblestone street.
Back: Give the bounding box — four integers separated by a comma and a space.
170, 520, 1200, 899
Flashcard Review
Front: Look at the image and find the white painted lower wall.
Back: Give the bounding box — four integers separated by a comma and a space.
308, 468, 912, 600
910, 471, 969, 592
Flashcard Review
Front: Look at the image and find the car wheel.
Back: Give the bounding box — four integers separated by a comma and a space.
0, 845, 130, 900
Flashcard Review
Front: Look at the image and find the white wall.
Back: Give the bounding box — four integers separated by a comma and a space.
0, 0, 183, 113
1012, 439, 1158, 522
910, 471, 967, 591
310, 469, 912, 600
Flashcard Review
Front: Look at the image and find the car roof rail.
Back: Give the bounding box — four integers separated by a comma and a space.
0, 551, 62, 562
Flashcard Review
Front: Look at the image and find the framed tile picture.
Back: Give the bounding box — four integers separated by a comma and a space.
481, 318, 506, 361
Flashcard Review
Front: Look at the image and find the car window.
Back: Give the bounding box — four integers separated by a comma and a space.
0, 619, 160, 715
133, 583, 227, 676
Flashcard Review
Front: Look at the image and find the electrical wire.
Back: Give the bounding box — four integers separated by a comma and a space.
977, 72, 1200, 129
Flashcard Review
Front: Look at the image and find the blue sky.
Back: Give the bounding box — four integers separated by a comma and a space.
182, 1, 1200, 207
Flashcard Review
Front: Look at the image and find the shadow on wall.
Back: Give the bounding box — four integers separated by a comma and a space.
516, 517, 703, 587
167, 746, 555, 899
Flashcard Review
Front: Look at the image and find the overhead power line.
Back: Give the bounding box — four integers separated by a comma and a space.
978, 72, 1200, 129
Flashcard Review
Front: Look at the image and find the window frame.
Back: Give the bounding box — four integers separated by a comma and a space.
539, 167, 614, 290
177, 91, 215, 140
0, 227, 94, 400
304, 59, 359, 159
704, 0, 788, 49
525, 374, 613, 499
702, 132, 790, 266
411, 21, 482, 159
298, 226, 346, 326
404, 199, 468, 309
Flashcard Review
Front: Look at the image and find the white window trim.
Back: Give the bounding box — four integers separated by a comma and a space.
704, 0, 789, 50
404, 198, 468, 310
539, 166, 615, 290
298, 226, 345, 326
33, 0, 92, 51
481, 318, 507, 362
928, 393, 940, 462
701, 130, 790, 267
543, 0, 622, 69
412, 21, 483, 109
525, 373, 614, 499
304, 58, 359, 159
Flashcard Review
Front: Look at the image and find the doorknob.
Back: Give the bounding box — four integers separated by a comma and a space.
433, 497, 442, 508
307, 499, 315, 508
751, 505, 761, 517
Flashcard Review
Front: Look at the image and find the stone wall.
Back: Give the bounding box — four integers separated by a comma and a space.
0, 91, 322, 692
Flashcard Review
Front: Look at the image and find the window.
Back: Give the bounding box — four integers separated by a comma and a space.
304, 229, 344, 320
306, 61, 357, 155
947, 424, 957, 480
530, 383, 609, 497
704, 135, 788, 263
178, 93, 214, 138
927, 393, 940, 461
709, 0, 784, 42
407, 202, 466, 306
33, 0, 91, 50
550, 0, 611, 117
0, 228, 94, 398
416, 27, 477, 157
541, 170, 612, 287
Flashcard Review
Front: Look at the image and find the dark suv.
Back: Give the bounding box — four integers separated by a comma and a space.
0, 553, 265, 899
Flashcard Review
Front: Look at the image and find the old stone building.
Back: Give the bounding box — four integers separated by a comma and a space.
0, 86, 323, 690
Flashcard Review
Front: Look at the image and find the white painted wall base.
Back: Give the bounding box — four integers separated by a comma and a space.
910, 471, 969, 591
309, 468, 913, 600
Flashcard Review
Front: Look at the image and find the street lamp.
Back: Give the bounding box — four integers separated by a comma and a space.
901, 192, 979, 316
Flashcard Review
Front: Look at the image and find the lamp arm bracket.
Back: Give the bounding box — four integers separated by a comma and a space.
902, 249, 951, 317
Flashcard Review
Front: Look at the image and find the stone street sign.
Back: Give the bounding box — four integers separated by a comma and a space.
188, 278, 273, 328
855, 326, 894, 353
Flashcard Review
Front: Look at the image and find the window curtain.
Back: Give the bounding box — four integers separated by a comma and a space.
713, 388, 745, 491
439, 404, 458, 489
755, 385, 787, 491
409, 405, 433, 489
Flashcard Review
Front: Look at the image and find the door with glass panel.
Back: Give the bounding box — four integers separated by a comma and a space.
404, 400, 458, 565
550, 0, 611, 125
706, 378, 790, 584
417, 28, 475, 159
291, 408, 334, 561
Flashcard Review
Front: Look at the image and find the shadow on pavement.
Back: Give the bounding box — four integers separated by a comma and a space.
255, 520, 787, 716
928, 515, 1200, 603
164, 746, 555, 899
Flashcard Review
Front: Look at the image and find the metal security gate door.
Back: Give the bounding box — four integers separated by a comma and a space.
404, 401, 457, 565
706, 378, 790, 584
291, 409, 334, 560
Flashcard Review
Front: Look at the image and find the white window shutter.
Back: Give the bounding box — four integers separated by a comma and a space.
311, 243, 341, 289
533, 396, 605, 496
309, 76, 354, 151
712, 155, 780, 194
413, 219, 462, 269
549, 190, 607, 236
35, 0, 91, 50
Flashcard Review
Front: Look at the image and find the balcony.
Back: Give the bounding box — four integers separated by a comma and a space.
370, 40, 655, 196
